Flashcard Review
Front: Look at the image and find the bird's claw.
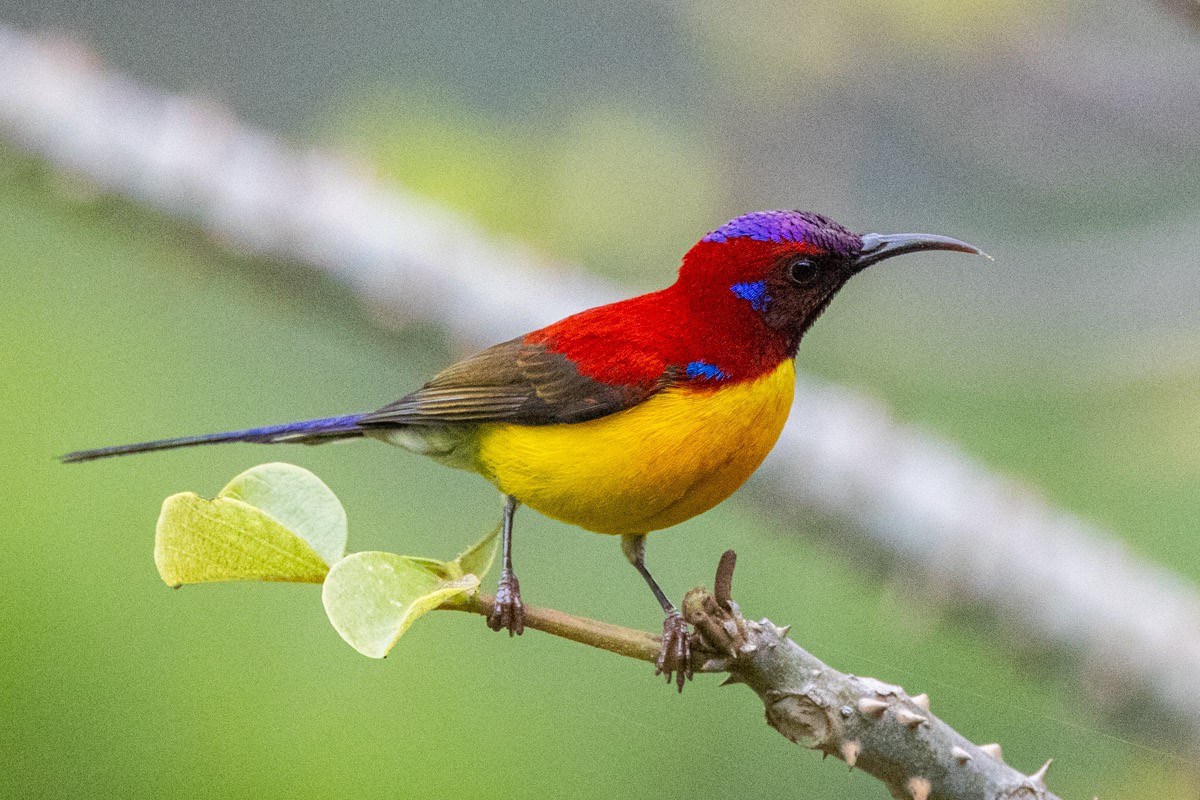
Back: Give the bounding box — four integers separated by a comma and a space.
655, 611, 693, 692
487, 570, 525, 636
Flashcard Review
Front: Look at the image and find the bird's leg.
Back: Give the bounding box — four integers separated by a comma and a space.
487, 494, 525, 636
620, 533, 692, 691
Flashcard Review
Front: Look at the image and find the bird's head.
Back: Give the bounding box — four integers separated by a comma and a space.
676, 210, 985, 352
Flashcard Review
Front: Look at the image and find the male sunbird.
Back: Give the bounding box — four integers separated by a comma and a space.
65, 210, 983, 688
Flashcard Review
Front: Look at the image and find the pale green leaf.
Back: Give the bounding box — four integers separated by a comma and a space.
155, 492, 330, 585
404, 556, 458, 580
322, 551, 480, 658
218, 462, 346, 567
451, 521, 501, 581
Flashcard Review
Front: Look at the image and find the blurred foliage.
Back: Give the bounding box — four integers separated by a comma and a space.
678, 0, 1051, 92
330, 88, 721, 284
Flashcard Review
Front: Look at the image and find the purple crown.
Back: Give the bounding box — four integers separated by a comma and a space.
702, 210, 861, 257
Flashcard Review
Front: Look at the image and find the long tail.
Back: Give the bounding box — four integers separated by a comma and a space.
62, 413, 368, 463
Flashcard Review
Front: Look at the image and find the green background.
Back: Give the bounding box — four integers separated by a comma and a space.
2, 154, 1194, 799
4, 0, 1200, 797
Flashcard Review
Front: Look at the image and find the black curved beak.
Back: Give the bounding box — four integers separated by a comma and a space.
852, 232, 988, 273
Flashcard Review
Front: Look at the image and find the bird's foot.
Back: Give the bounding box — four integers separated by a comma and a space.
487, 569, 525, 636
655, 611, 693, 692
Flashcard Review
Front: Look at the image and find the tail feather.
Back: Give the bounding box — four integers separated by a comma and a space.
62, 414, 368, 463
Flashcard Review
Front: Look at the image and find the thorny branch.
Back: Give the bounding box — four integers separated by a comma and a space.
448, 552, 1065, 800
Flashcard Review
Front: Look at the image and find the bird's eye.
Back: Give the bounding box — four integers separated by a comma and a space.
787, 258, 820, 286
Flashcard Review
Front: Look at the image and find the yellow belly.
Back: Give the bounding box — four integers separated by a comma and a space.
473, 360, 795, 535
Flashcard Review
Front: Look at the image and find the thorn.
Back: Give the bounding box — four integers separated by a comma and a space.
719, 674, 743, 687
700, 658, 728, 672
858, 697, 889, 718
745, 619, 762, 632
979, 743, 1003, 762
1030, 758, 1052, 787
895, 708, 928, 728
714, 549, 736, 607
951, 746, 972, 765
911, 693, 929, 711
840, 739, 861, 768
907, 776, 931, 800
777, 623, 792, 637
738, 642, 758, 654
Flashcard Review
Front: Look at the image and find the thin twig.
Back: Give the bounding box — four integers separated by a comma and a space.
446, 592, 664, 664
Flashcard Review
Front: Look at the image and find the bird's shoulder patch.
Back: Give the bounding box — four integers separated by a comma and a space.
684, 360, 728, 382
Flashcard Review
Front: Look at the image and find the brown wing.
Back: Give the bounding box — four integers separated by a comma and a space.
357, 337, 673, 428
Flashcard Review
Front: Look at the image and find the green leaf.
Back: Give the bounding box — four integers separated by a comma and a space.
218, 462, 346, 566
451, 521, 501, 581
155, 493, 331, 585
322, 552, 480, 658
154, 462, 347, 586
404, 556, 458, 580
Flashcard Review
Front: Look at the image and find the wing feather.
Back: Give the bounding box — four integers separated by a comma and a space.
358, 337, 669, 428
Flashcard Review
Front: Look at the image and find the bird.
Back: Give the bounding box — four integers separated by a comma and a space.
64, 209, 984, 689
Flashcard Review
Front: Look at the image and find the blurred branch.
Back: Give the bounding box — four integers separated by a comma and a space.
450, 553, 1064, 800
3, 24, 1200, 742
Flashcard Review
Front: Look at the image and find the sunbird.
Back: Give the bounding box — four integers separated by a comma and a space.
65, 210, 983, 688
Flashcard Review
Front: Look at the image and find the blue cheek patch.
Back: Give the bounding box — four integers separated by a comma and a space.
731, 280, 771, 312
686, 360, 729, 381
